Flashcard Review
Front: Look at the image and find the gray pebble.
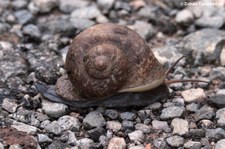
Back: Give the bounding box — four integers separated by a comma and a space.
70, 18, 95, 30
104, 109, 118, 119
152, 44, 183, 66
58, 115, 81, 131
153, 138, 168, 149
59, 0, 89, 13
34, 112, 49, 122
152, 120, 171, 132
40, 17, 76, 36
22, 24, 41, 38
71, 6, 101, 19
129, 145, 145, 149
76, 138, 94, 149
114, 1, 131, 11
42, 99, 68, 118
209, 94, 225, 108
135, 123, 151, 133
130, 21, 155, 39
175, 9, 194, 24
145, 102, 162, 110
0, 143, 3, 149
181, 88, 206, 103
14, 10, 33, 25
160, 106, 184, 120
83, 111, 106, 129
184, 140, 201, 149
186, 103, 198, 112
120, 112, 136, 121
9, 144, 23, 149
206, 128, 225, 140
122, 120, 134, 130
87, 127, 105, 142
97, 0, 114, 12
11, 121, 38, 134
195, 16, 224, 29
189, 129, 205, 138
67, 131, 77, 145
194, 105, 214, 121
217, 89, 225, 96
210, 67, 225, 81
0, 22, 10, 34
128, 130, 145, 143
107, 121, 122, 132
30, 116, 40, 127
108, 137, 126, 149
33, 0, 58, 13
216, 108, 225, 127
215, 139, 225, 149
2, 98, 18, 113
171, 118, 189, 136
38, 134, 52, 144
177, 29, 225, 65
12, 0, 27, 9
99, 135, 107, 147
40, 120, 51, 129
221, 48, 225, 66
166, 135, 184, 147
137, 110, 151, 121
45, 121, 62, 135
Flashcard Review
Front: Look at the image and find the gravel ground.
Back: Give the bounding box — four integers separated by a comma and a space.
1, 0, 225, 149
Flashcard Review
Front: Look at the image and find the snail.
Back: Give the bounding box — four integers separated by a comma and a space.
36, 23, 208, 108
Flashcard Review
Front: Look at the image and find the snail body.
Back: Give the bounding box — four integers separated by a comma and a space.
59, 23, 166, 99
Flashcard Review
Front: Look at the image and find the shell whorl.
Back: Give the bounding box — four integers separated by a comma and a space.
65, 23, 166, 99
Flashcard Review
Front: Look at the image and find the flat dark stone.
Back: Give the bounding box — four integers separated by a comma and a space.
35, 83, 169, 108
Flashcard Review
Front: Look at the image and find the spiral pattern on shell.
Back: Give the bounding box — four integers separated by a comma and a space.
65, 23, 165, 99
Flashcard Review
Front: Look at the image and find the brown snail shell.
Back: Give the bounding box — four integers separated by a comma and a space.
56, 23, 166, 100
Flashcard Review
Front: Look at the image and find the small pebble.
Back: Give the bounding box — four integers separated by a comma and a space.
171, 118, 189, 136
215, 139, 225, 149
58, 115, 81, 131
33, 0, 58, 13
83, 111, 106, 129
186, 103, 198, 112
76, 138, 94, 149
11, 121, 37, 134
87, 127, 105, 142
45, 121, 62, 135
105, 109, 119, 119
128, 130, 145, 143
206, 128, 225, 140
216, 108, 225, 127
194, 105, 214, 121
70, 6, 101, 19
152, 120, 171, 132
160, 106, 184, 120
181, 88, 206, 103
107, 137, 126, 149
184, 140, 201, 149
67, 131, 77, 145
166, 136, 184, 147
106, 121, 122, 132
38, 134, 52, 144
120, 112, 136, 121
175, 9, 194, 24
135, 123, 151, 133
42, 100, 68, 118
122, 120, 134, 130
2, 98, 18, 113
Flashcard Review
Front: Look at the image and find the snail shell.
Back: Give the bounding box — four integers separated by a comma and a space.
57, 23, 166, 99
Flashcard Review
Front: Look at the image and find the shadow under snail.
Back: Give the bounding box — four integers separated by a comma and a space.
36, 23, 208, 108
